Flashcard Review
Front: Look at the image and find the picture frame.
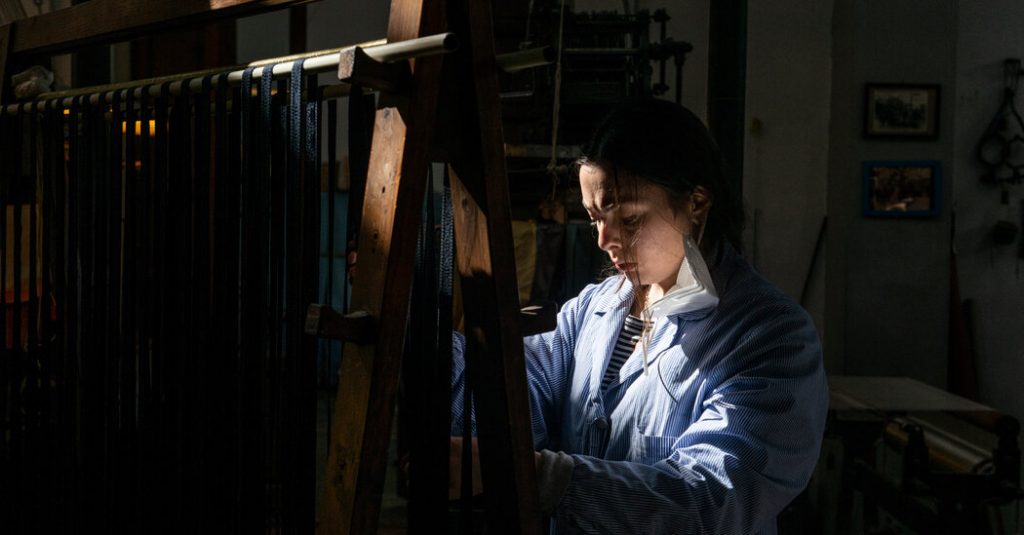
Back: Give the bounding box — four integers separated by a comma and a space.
862, 161, 940, 218
863, 83, 940, 139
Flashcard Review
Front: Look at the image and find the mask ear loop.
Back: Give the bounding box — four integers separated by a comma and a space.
694, 215, 707, 248
643, 197, 707, 376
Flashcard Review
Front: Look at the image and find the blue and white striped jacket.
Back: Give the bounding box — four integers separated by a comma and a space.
453, 245, 828, 534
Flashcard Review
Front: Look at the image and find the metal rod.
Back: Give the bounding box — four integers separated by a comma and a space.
496, 46, 553, 73
564, 47, 641, 55
2, 33, 456, 114
4, 37, 550, 116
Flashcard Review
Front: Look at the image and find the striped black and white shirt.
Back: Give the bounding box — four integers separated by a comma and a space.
600, 314, 648, 391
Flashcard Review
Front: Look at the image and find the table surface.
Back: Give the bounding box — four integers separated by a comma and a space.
828, 376, 995, 412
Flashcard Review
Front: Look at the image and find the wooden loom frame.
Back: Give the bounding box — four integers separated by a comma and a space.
2, 0, 541, 533
315, 0, 541, 532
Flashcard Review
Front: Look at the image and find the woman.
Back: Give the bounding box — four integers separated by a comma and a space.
452, 98, 828, 534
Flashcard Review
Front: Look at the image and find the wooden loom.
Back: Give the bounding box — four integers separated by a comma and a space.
1, 0, 541, 533
311, 0, 542, 532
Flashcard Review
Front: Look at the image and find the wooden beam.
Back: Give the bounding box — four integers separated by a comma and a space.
446, 0, 542, 530
316, 0, 444, 531
8, 0, 312, 58
303, 305, 376, 344
337, 46, 412, 94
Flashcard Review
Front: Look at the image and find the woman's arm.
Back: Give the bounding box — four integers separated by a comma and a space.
553, 309, 828, 534
450, 286, 588, 449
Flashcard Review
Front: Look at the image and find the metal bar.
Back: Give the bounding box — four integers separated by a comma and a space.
0, 40, 544, 116
564, 47, 641, 55
496, 46, 554, 73
4, 33, 456, 114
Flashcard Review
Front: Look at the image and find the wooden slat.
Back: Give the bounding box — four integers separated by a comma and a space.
8, 0, 311, 57
446, 0, 542, 530
316, 0, 444, 532
337, 46, 412, 94
303, 304, 376, 344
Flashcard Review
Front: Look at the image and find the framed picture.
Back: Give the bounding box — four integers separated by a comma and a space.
864, 84, 940, 139
862, 161, 940, 217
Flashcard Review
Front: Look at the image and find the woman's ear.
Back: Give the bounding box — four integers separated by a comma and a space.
689, 186, 713, 223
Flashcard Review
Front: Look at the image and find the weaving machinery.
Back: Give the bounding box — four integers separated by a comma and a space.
0, 0, 563, 533
496, 3, 693, 223
821, 376, 1022, 535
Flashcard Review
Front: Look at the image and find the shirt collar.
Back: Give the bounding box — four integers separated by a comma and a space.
590, 241, 741, 321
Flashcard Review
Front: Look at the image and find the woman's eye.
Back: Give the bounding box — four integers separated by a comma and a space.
622, 215, 641, 228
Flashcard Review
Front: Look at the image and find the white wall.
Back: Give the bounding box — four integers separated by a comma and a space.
824, 0, 957, 387
743, 1, 833, 366
236, 0, 390, 64
954, 0, 1024, 433
236, 10, 291, 64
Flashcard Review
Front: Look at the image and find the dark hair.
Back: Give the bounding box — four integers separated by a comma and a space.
578, 98, 745, 256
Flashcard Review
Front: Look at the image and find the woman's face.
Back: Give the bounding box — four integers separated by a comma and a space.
579, 164, 692, 294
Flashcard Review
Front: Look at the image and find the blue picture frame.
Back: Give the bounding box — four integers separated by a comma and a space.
862, 160, 940, 218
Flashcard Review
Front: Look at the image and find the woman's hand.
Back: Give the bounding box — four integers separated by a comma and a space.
346, 239, 358, 284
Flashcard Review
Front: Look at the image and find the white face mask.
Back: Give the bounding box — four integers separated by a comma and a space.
643, 234, 719, 319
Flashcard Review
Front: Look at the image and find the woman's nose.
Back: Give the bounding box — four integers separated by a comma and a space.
597, 222, 620, 252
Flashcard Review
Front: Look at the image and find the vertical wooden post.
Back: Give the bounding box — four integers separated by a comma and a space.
446, 0, 542, 531
316, 0, 443, 532
317, 0, 542, 532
